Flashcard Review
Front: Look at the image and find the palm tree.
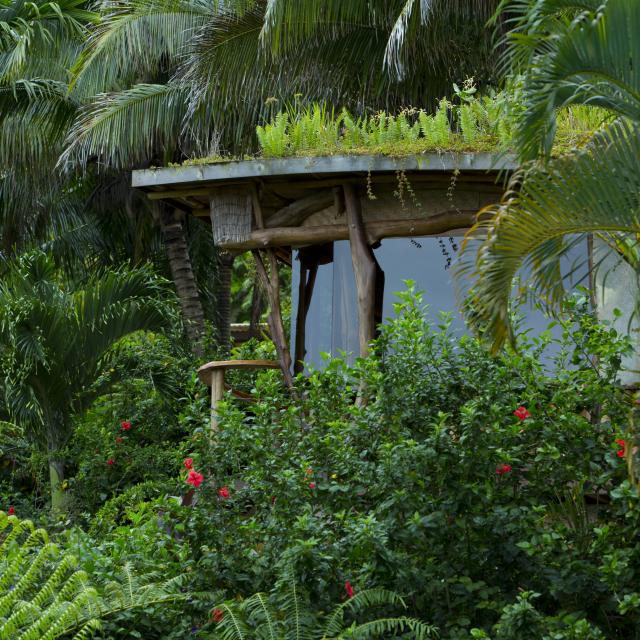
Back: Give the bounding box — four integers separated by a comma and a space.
0, 0, 212, 352
459, 0, 640, 350
64, 0, 502, 160
0, 251, 173, 512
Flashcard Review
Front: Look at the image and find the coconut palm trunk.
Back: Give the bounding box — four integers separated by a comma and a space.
216, 251, 235, 356
158, 207, 206, 355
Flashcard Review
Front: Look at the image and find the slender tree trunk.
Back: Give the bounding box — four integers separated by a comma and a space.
48, 457, 65, 514
216, 251, 235, 356
157, 206, 206, 356
249, 276, 264, 338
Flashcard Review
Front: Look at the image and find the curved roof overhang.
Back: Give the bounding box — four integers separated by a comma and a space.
132, 153, 517, 252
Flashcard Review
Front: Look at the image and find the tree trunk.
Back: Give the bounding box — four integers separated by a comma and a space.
158, 206, 206, 356
216, 251, 235, 356
49, 458, 65, 514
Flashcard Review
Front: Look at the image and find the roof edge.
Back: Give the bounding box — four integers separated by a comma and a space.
132, 153, 517, 189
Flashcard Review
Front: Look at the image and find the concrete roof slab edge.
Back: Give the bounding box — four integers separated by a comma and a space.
132, 153, 518, 188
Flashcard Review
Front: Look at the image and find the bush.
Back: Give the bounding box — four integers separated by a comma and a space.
103, 287, 637, 639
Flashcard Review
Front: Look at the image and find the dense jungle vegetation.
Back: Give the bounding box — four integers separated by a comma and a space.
1, 0, 640, 637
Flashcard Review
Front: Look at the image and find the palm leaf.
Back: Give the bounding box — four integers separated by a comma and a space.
512, 0, 640, 159
70, 0, 211, 96
458, 119, 640, 351
61, 82, 189, 168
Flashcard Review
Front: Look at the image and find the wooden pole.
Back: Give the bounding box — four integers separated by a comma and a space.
253, 250, 294, 389
209, 369, 225, 432
293, 261, 318, 373
250, 185, 295, 389
343, 183, 377, 359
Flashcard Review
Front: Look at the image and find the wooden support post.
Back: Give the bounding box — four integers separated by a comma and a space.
343, 183, 377, 359
198, 360, 280, 433
253, 250, 294, 389
294, 261, 318, 373
209, 369, 225, 432
250, 184, 295, 389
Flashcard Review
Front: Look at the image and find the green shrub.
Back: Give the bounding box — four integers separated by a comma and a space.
121, 286, 637, 639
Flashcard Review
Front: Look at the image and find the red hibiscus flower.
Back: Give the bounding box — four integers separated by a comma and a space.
309, 482, 316, 489
115, 437, 124, 444
7, 506, 15, 516
616, 439, 626, 458
106, 458, 115, 466
120, 421, 132, 431
496, 463, 512, 475
186, 470, 204, 488
184, 458, 194, 470
345, 581, 355, 599
218, 486, 230, 499
211, 608, 224, 623
513, 406, 531, 421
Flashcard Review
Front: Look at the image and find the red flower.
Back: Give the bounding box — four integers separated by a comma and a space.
513, 406, 531, 421
305, 467, 313, 476
184, 458, 194, 470
308, 482, 316, 489
345, 581, 355, 599
120, 421, 132, 431
616, 439, 626, 458
211, 608, 224, 623
7, 506, 15, 516
106, 458, 115, 466
496, 464, 512, 476
115, 437, 124, 444
186, 470, 204, 488
218, 486, 230, 499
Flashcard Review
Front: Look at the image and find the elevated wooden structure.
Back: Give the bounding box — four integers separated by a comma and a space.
133, 153, 516, 396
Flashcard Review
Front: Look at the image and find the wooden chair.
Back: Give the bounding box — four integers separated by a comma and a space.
197, 360, 280, 431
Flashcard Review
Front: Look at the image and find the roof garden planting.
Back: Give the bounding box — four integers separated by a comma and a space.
182, 85, 606, 166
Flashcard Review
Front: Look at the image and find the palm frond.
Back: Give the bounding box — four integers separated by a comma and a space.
61, 82, 189, 168
70, 0, 211, 96
346, 616, 439, 639
510, 0, 640, 159
458, 119, 640, 351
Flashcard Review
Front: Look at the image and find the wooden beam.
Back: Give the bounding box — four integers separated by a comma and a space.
147, 187, 217, 200
344, 184, 377, 359
217, 210, 477, 250
265, 190, 335, 228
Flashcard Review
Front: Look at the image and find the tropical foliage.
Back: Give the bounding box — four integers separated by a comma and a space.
68, 289, 640, 639
0, 512, 191, 638
0, 251, 172, 511
1, 0, 640, 638
250, 93, 600, 159
208, 577, 436, 639
460, 0, 640, 350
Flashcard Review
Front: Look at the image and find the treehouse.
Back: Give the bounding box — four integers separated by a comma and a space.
132, 152, 638, 390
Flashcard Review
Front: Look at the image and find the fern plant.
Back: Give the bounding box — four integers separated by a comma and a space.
0, 512, 194, 639
205, 577, 437, 639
